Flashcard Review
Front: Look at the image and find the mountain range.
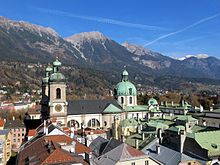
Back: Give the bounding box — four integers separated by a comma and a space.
0, 16, 220, 94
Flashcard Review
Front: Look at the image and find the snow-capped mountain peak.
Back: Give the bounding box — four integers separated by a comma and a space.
177, 54, 209, 61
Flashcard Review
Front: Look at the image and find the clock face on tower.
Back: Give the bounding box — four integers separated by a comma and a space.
55, 104, 62, 112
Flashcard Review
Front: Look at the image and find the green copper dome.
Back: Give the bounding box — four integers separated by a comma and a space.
53, 58, 61, 66
148, 98, 158, 106
115, 81, 137, 96
46, 65, 53, 72
50, 72, 65, 82
114, 69, 137, 96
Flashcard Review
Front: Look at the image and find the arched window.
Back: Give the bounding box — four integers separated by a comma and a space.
129, 88, 132, 95
67, 120, 80, 128
87, 118, 100, 128
56, 88, 61, 99
121, 97, 124, 104
129, 97, 132, 104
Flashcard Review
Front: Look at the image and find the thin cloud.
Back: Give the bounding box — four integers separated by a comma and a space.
34, 7, 165, 31
144, 13, 220, 46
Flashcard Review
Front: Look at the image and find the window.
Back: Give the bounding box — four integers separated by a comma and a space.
129, 88, 132, 95
18, 134, 20, 137
131, 162, 135, 165
129, 97, 132, 104
13, 139, 16, 143
13, 134, 16, 137
145, 160, 149, 165
67, 120, 80, 128
56, 88, 61, 99
121, 97, 124, 104
88, 119, 100, 128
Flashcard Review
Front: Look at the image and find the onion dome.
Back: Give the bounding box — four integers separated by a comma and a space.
148, 98, 158, 106
53, 57, 61, 66
50, 72, 66, 82
46, 64, 53, 72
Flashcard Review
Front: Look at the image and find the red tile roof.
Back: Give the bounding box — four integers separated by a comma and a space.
45, 135, 91, 154
0, 119, 5, 127
45, 135, 72, 144
42, 144, 80, 165
17, 137, 50, 165
17, 136, 89, 165
75, 129, 107, 135
27, 104, 41, 113
73, 138, 91, 154
27, 129, 37, 137
63, 127, 72, 133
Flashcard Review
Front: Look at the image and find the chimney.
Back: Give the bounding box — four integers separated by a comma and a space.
157, 128, 163, 144
199, 105, 203, 112
171, 101, 174, 107
165, 101, 168, 107
70, 127, 75, 138
156, 145, 160, 155
135, 139, 139, 149
46, 126, 48, 135
202, 120, 206, 126
185, 123, 190, 132
142, 133, 145, 140
162, 114, 165, 119
70, 141, 76, 153
180, 130, 186, 153
184, 109, 187, 115
182, 100, 185, 107
210, 106, 213, 112
147, 113, 150, 122
43, 120, 46, 134
138, 124, 142, 134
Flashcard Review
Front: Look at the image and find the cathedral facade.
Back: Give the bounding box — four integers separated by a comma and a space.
40, 58, 161, 131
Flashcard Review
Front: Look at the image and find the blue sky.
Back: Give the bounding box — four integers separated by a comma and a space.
0, 0, 220, 58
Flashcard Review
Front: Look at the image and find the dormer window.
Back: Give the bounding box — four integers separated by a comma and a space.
129, 88, 132, 95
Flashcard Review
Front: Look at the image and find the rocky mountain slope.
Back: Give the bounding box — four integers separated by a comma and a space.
0, 16, 220, 95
